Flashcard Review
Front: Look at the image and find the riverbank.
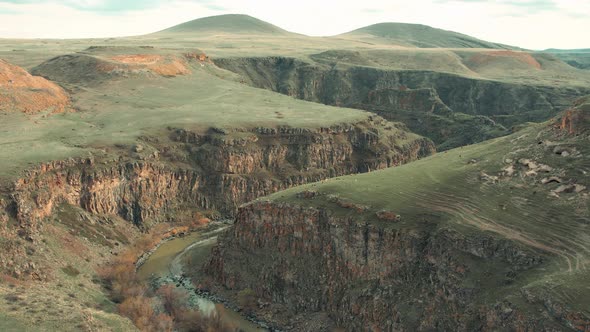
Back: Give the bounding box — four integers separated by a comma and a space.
138, 221, 279, 331
154, 274, 279, 332
135, 221, 231, 279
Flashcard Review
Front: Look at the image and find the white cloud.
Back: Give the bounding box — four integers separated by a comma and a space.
0, 0, 588, 49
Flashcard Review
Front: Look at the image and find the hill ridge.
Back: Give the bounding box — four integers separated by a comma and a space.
156, 14, 291, 35
340, 21, 515, 49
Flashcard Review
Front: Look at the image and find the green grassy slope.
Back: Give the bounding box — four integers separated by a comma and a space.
540, 49, 590, 69
0, 15, 587, 181
0, 15, 588, 89
0, 48, 373, 181
339, 22, 514, 49
156, 14, 291, 35
547, 52, 590, 70
268, 98, 590, 316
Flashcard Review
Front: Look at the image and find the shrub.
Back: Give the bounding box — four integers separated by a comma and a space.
157, 285, 189, 317
97, 218, 226, 331
376, 210, 402, 222
61, 264, 80, 277
118, 296, 158, 331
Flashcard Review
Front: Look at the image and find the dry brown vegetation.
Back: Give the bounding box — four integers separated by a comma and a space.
96, 214, 241, 331
375, 210, 401, 222
236, 288, 257, 315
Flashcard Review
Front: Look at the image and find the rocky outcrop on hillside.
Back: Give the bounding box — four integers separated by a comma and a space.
30, 49, 208, 85
9, 118, 434, 241
214, 56, 588, 149
556, 97, 590, 135
207, 201, 581, 331
0, 59, 69, 113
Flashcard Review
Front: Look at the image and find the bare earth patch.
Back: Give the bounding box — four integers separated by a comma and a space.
466, 50, 542, 70
0, 59, 69, 113
108, 54, 191, 77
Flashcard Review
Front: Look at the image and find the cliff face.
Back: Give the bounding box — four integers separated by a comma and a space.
207, 202, 579, 331
206, 99, 590, 331
556, 97, 590, 134
9, 118, 434, 240
214, 57, 589, 149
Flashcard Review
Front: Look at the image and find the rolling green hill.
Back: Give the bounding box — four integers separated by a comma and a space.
340, 22, 514, 49
156, 14, 292, 35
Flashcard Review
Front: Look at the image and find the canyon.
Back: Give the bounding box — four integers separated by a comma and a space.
3, 116, 433, 276
215, 56, 590, 149
0, 13, 589, 332
206, 97, 590, 331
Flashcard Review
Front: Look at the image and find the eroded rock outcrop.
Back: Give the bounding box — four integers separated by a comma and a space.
204, 102, 590, 331
556, 97, 590, 135
31, 50, 198, 85
9, 119, 434, 239
214, 56, 588, 149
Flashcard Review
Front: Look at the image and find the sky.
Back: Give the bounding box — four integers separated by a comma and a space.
0, 0, 588, 50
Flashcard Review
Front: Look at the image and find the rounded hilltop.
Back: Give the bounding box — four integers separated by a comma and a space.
340, 22, 513, 49
157, 14, 292, 35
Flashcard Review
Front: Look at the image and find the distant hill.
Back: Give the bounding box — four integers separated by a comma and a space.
543, 48, 590, 53
340, 22, 514, 49
156, 14, 291, 35
541, 49, 590, 70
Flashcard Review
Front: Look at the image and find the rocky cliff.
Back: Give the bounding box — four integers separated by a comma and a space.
206, 99, 590, 331
214, 56, 589, 149
205, 198, 590, 331
7, 117, 434, 243
556, 96, 590, 134
207, 201, 579, 331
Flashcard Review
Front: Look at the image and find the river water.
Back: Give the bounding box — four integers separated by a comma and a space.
137, 223, 266, 332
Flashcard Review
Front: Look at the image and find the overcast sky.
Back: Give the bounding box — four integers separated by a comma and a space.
0, 0, 588, 50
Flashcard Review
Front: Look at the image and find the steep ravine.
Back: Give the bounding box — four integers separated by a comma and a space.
214, 57, 589, 149
6, 117, 434, 244
205, 100, 590, 331
206, 202, 580, 331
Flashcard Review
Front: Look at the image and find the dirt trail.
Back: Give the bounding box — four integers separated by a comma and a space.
403, 189, 580, 272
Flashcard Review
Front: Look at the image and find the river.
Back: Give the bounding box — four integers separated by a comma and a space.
137, 223, 266, 332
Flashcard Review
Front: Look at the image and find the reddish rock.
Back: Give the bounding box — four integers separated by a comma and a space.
10, 119, 434, 237
557, 107, 590, 135
0, 59, 69, 113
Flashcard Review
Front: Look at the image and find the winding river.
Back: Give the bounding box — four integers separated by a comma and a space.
137, 223, 266, 332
